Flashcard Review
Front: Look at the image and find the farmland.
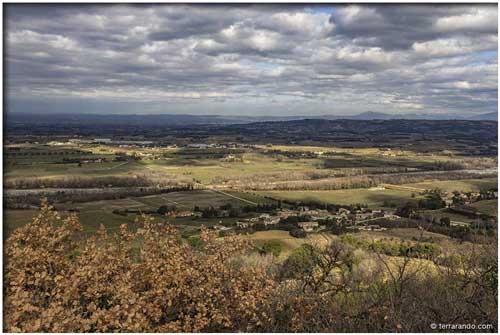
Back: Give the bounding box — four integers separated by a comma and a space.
5, 189, 276, 237
3, 121, 498, 329
257, 188, 418, 207
402, 178, 498, 193
4, 119, 498, 257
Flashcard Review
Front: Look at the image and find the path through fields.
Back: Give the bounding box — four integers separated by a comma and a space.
192, 181, 259, 205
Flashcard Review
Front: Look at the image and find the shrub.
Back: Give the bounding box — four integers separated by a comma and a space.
4, 199, 497, 332
4, 200, 276, 332
289, 228, 306, 238
261, 241, 282, 257
157, 204, 176, 215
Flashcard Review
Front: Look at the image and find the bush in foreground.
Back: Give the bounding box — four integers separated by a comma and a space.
4, 200, 498, 332
4, 200, 275, 332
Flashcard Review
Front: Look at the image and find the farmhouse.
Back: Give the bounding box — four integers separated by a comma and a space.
383, 213, 401, 220
355, 212, 373, 221
81, 158, 105, 164
334, 210, 352, 224
338, 208, 351, 215
188, 143, 210, 149
93, 138, 112, 144
212, 224, 230, 231
258, 213, 280, 226
371, 209, 385, 217
358, 225, 387, 232
298, 221, 319, 232
236, 220, 251, 229
169, 210, 193, 218
277, 209, 298, 219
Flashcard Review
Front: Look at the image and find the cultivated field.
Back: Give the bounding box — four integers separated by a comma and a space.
257, 188, 423, 207
4, 137, 497, 257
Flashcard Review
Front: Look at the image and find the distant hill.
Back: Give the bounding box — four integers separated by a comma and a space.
5, 113, 303, 126
468, 112, 498, 121
6, 116, 497, 153
340, 111, 395, 120
6, 111, 496, 127
320, 111, 472, 120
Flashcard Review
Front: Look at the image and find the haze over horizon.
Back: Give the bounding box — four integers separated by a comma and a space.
5, 4, 498, 117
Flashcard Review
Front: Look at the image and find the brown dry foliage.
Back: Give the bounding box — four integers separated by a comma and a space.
4, 199, 497, 332
4, 200, 275, 332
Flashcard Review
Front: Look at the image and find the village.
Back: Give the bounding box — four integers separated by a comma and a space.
234, 206, 399, 233
157, 187, 498, 237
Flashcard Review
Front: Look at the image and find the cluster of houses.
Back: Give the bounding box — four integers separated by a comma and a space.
165, 210, 197, 218
236, 206, 400, 232
68, 138, 154, 146
442, 190, 497, 207
186, 143, 247, 150
378, 148, 406, 157
77, 157, 107, 165
236, 213, 281, 229
348, 224, 387, 232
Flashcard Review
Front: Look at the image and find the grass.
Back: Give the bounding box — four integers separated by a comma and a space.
470, 199, 498, 217
134, 190, 268, 210
351, 228, 451, 243
5, 143, 497, 250
4, 160, 146, 180
244, 230, 336, 258
3, 208, 140, 237
148, 152, 322, 184
78, 210, 139, 234
423, 208, 475, 224
257, 188, 418, 207
6, 143, 497, 190
3, 209, 39, 238
402, 178, 498, 193
3, 190, 273, 238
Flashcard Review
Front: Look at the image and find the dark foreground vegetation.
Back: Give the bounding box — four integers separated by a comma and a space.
4, 200, 497, 332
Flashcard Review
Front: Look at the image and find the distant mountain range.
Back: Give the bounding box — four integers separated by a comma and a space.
318, 111, 498, 121
6, 111, 497, 126
466, 112, 498, 121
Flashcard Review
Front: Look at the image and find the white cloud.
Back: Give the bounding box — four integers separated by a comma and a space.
434, 8, 497, 33
270, 12, 334, 36
4, 4, 498, 115
412, 36, 496, 57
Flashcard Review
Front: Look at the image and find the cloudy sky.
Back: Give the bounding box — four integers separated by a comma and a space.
5, 4, 498, 116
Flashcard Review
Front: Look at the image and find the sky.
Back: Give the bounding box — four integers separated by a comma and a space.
4, 4, 498, 116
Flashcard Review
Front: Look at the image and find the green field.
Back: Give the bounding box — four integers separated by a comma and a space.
5, 145, 324, 186
402, 178, 498, 193
257, 188, 418, 207
4, 207, 141, 236
5, 160, 146, 179
143, 152, 323, 184
3, 190, 274, 238
421, 208, 475, 225
470, 199, 498, 217
5, 143, 498, 190
245, 230, 337, 258
3, 209, 39, 237
4, 143, 497, 242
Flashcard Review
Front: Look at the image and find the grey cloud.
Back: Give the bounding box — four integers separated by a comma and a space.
330, 4, 497, 50
4, 4, 498, 116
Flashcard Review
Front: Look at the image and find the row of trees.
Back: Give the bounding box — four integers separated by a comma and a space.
192, 203, 281, 219
5, 150, 86, 156
4, 185, 194, 209
239, 171, 496, 191
5, 175, 154, 190
340, 235, 441, 260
